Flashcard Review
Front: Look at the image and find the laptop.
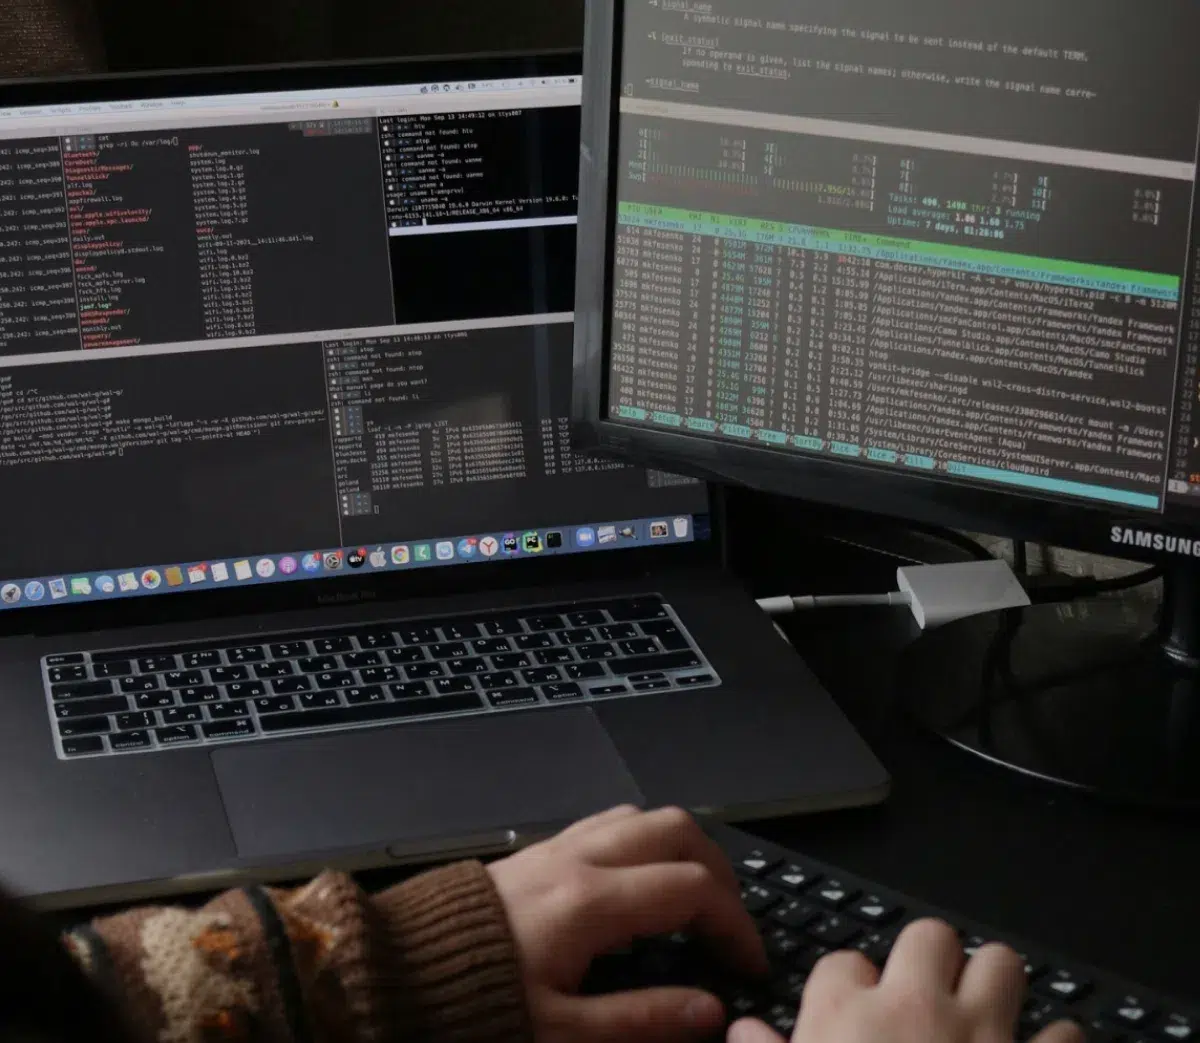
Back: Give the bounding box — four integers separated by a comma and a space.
0, 52, 888, 908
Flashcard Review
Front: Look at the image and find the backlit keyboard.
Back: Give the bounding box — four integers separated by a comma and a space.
43, 595, 720, 760
584, 821, 1197, 1042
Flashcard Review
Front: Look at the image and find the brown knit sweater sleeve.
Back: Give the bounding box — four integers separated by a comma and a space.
62, 863, 533, 1043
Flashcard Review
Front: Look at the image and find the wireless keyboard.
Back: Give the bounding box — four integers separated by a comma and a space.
584, 821, 1196, 1042
42, 595, 720, 760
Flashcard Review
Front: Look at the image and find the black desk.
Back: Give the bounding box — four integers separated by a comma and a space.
723, 498, 1200, 1005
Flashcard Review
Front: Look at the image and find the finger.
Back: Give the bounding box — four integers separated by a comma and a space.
577, 806, 740, 894
728, 1017, 789, 1043
586, 862, 768, 973
956, 942, 1026, 1031
1030, 1020, 1086, 1043
557, 987, 725, 1043
801, 949, 879, 1018
880, 919, 965, 993
556, 804, 643, 842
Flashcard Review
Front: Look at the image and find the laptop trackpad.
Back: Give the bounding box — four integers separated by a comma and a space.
211, 708, 644, 862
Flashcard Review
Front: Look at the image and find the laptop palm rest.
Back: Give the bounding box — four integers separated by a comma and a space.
211, 707, 645, 862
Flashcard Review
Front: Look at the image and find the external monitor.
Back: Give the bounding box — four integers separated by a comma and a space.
571, 0, 1200, 803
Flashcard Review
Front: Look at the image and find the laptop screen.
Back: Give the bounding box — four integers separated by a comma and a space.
0, 57, 709, 612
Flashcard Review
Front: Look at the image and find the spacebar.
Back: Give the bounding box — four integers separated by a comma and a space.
259, 693, 483, 733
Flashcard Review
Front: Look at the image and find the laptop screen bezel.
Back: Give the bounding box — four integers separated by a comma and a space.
0, 50, 719, 638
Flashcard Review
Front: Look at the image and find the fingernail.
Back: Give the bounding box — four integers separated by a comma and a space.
728, 1019, 763, 1043
684, 994, 723, 1026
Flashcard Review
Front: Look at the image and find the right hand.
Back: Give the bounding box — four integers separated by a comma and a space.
729, 918, 1085, 1043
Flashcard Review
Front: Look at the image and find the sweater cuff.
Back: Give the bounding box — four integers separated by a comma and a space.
372, 861, 533, 1043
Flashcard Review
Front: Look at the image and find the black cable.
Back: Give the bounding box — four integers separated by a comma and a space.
1012, 539, 1028, 576
1024, 565, 1163, 605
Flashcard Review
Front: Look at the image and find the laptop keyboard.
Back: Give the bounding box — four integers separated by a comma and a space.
43, 596, 721, 760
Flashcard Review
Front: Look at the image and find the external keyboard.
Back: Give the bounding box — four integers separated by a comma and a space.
584, 821, 1197, 1042
43, 595, 720, 760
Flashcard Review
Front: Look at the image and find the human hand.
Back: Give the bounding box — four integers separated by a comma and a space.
487, 804, 769, 1043
727, 918, 1084, 1043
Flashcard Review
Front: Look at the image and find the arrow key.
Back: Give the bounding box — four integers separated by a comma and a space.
850, 894, 903, 925
816, 880, 861, 910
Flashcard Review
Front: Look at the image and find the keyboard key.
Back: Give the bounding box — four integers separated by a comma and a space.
227, 646, 266, 664
162, 706, 204, 725
203, 719, 255, 740
619, 639, 659, 656
610, 651, 703, 676
560, 628, 596, 645
487, 687, 539, 708
298, 656, 339, 673
815, 881, 860, 910
471, 638, 512, 655
360, 666, 400, 683
765, 1004, 798, 1035
355, 630, 396, 650
180, 686, 222, 705
46, 653, 85, 666
224, 681, 267, 700
260, 692, 482, 733
738, 851, 782, 877
110, 730, 151, 752
515, 633, 555, 650
155, 725, 199, 746
120, 676, 161, 694
55, 695, 129, 719
269, 641, 309, 658
769, 864, 821, 891
137, 654, 177, 672
494, 652, 533, 668
633, 680, 671, 691
541, 683, 583, 701
533, 648, 573, 666
57, 716, 111, 737
480, 671, 519, 689
566, 662, 606, 680
765, 925, 805, 961
407, 663, 444, 679
850, 895, 903, 925
315, 672, 356, 690
390, 682, 431, 699
182, 651, 222, 669
399, 625, 438, 645
254, 662, 294, 679
606, 597, 667, 621
808, 915, 861, 948
210, 666, 250, 683
313, 636, 353, 655
523, 667, 562, 684
1021, 1000, 1067, 1038
435, 677, 478, 695
598, 623, 638, 641
1104, 997, 1157, 1030
852, 930, 900, 968
256, 696, 297, 714
345, 686, 387, 705
482, 618, 523, 636
740, 883, 780, 916
164, 670, 205, 688
772, 899, 821, 930
524, 614, 565, 632
343, 651, 382, 669
449, 657, 489, 675
387, 647, 427, 665
430, 642, 469, 660
441, 622, 480, 640
116, 711, 156, 730
1036, 971, 1093, 1003
589, 684, 628, 696
301, 692, 343, 709
62, 736, 104, 756
676, 674, 714, 686
567, 610, 606, 626
578, 643, 619, 661
639, 619, 690, 650
48, 664, 87, 684
1160, 1015, 1195, 1042
93, 660, 133, 678
208, 701, 250, 720
272, 677, 312, 694
135, 692, 176, 710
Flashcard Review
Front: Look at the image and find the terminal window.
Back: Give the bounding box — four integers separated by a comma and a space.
607, 0, 1200, 514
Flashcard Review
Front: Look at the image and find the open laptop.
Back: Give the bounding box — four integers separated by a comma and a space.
0, 52, 888, 908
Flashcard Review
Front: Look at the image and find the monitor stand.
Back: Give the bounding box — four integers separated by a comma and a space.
896, 560, 1200, 807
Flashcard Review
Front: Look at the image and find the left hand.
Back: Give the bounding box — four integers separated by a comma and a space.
487, 804, 769, 1043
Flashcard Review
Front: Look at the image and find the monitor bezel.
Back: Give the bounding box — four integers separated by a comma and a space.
570, 0, 1200, 567
0, 49, 719, 638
